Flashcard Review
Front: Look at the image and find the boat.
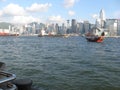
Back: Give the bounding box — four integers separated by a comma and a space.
0, 29, 9, 36
0, 29, 19, 36
85, 35, 104, 42
85, 27, 105, 42
38, 29, 48, 37
38, 29, 67, 37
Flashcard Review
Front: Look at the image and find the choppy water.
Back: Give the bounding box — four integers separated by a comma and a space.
0, 36, 120, 90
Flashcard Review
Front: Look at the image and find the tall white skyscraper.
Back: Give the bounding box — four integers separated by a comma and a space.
99, 9, 106, 21
96, 9, 106, 28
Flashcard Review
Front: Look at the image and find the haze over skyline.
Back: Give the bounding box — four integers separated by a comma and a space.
0, 0, 120, 24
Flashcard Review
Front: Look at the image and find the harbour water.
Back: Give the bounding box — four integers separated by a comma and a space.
0, 36, 120, 90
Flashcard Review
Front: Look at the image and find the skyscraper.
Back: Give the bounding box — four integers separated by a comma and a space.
95, 9, 106, 28
83, 21, 90, 33
99, 9, 106, 21
66, 20, 70, 34
71, 19, 77, 33
100, 9, 106, 28
106, 19, 118, 36
117, 19, 120, 36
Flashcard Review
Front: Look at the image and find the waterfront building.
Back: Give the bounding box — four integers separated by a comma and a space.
61, 23, 66, 34
100, 9, 106, 21
66, 20, 71, 34
76, 23, 80, 34
55, 23, 59, 34
105, 19, 118, 36
19, 25, 25, 35
83, 21, 90, 33
90, 24, 95, 29
24, 25, 32, 35
58, 26, 62, 34
117, 19, 120, 36
47, 23, 56, 35
71, 19, 77, 33
32, 24, 36, 35
51, 23, 57, 35
78, 22, 84, 34
13, 25, 24, 35
95, 9, 106, 28
95, 19, 101, 28
35, 23, 41, 34
76, 23, 84, 34
100, 9, 106, 28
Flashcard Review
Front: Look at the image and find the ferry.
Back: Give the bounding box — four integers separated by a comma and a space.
0, 29, 9, 36
0, 30, 19, 36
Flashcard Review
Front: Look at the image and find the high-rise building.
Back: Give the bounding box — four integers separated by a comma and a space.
71, 19, 77, 33
32, 24, 36, 34
76, 23, 81, 34
66, 20, 70, 34
78, 23, 84, 34
117, 19, 120, 36
55, 23, 59, 34
96, 9, 106, 28
99, 9, 106, 21
100, 9, 106, 28
83, 21, 90, 33
61, 23, 66, 34
106, 19, 118, 36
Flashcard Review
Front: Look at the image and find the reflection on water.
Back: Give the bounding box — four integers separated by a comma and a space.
0, 36, 120, 90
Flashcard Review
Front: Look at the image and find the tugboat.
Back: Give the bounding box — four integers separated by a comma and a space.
85, 27, 105, 43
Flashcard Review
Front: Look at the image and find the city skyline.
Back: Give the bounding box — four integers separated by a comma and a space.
0, 0, 120, 24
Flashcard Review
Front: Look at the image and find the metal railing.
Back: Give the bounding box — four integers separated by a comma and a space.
0, 71, 16, 84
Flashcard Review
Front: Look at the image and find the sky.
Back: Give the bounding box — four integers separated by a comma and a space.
0, 0, 120, 24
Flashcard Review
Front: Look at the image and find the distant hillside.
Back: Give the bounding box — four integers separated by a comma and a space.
0, 22, 13, 29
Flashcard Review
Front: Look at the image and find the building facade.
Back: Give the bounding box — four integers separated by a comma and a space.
83, 21, 90, 33
117, 19, 120, 36
71, 19, 77, 33
105, 19, 118, 36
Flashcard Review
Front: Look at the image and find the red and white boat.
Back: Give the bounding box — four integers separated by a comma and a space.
0, 29, 19, 36
0, 29, 9, 36
85, 27, 105, 43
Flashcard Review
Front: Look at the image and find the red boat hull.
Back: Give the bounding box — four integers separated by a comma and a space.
0, 32, 9, 36
86, 36, 104, 43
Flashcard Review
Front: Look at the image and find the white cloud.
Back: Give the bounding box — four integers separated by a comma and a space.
0, 3, 52, 24
68, 10, 75, 16
2, 3, 26, 16
48, 15, 65, 23
63, 0, 78, 8
26, 3, 52, 12
0, 3, 42, 24
12, 16, 40, 24
92, 14, 98, 19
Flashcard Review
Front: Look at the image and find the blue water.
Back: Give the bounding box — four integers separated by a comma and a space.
0, 36, 120, 90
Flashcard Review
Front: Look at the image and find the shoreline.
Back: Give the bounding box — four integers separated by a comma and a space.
104, 36, 120, 38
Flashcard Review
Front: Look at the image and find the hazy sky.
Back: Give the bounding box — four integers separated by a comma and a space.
0, 0, 120, 24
